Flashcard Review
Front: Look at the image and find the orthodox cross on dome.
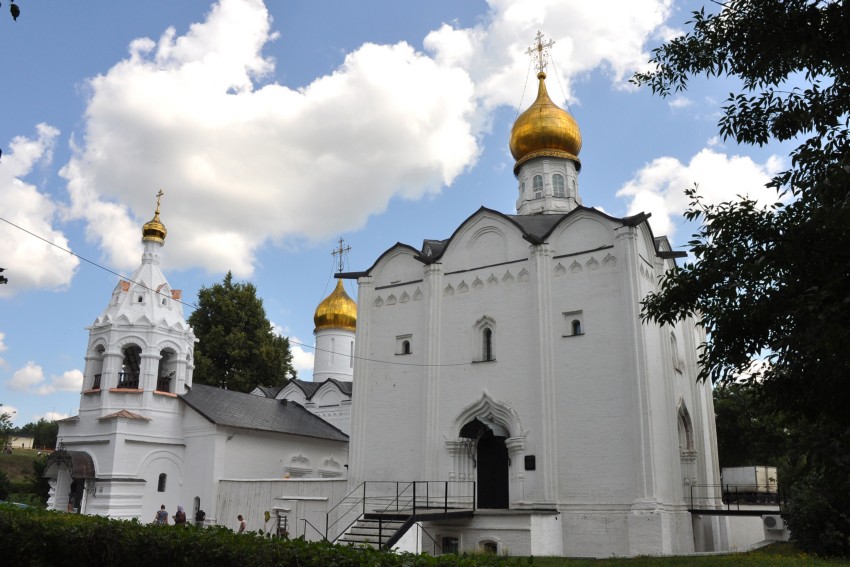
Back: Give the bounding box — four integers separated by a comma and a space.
155, 189, 164, 213
526, 31, 555, 73
332, 237, 351, 273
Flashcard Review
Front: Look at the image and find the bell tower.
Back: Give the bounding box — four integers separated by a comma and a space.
510, 32, 583, 215
80, 190, 196, 411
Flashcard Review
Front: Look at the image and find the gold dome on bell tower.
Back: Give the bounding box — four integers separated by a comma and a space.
314, 239, 357, 332
509, 33, 582, 175
314, 279, 357, 332
142, 189, 168, 244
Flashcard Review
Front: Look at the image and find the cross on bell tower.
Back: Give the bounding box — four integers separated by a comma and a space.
332, 238, 351, 274
526, 31, 555, 74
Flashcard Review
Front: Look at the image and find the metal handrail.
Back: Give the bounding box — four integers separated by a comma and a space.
116, 372, 139, 389
326, 480, 476, 546
301, 518, 326, 541
687, 483, 784, 510
418, 524, 444, 556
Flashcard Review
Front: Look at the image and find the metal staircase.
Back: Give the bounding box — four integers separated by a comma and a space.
325, 481, 476, 550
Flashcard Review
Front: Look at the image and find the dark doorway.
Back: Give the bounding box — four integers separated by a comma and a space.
69, 479, 85, 513
477, 430, 509, 508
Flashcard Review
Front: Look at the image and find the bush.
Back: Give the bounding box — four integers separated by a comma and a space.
0, 505, 509, 567
784, 468, 850, 556
0, 471, 11, 500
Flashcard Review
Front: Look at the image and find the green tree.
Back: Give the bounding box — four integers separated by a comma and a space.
28, 456, 50, 505
20, 419, 59, 450
0, 408, 12, 450
634, 0, 850, 555
188, 271, 295, 393
0, 470, 11, 500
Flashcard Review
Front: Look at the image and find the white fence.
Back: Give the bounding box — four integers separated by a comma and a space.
216, 478, 349, 539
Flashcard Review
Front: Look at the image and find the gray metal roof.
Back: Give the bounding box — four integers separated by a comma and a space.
287, 378, 352, 399
181, 383, 348, 442
253, 385, 284, 399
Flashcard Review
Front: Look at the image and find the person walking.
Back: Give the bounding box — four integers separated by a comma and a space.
174, 505, 187, 526
237, 514, 246, 534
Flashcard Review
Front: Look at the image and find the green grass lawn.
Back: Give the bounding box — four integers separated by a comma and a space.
499, 543, 847, 566
0, 448, 46, 507
0, 448, 41, 483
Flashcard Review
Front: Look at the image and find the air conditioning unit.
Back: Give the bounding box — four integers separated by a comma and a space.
763, 515, 785, 530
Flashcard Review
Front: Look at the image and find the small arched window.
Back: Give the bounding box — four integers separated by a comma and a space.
402, 340, 411, 355
533, 175, 543, 198
520, 181, 525, 195
482, 328, 494, 362
138, 295, 144, 303
671, 332, 681, 371
553, 174, 566, 198
480, 540, 498, 554
572, 319, 583, 336
157, 473, 167, 492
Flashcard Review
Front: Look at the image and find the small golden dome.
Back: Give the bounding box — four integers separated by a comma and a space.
509, 72, 582, 175
142, 190, 167, 243
142, 210, 167, 243
314, 279, 357, 332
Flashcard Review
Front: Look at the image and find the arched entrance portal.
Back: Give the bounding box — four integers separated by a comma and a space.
460, 418, 509, 509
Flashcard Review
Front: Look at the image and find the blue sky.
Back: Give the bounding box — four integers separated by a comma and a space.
0, 0, 790, 426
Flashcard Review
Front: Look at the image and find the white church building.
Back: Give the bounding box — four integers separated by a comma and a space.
46, 36, 729, 557
46, 196, 350, 526
340, 54, 727, 556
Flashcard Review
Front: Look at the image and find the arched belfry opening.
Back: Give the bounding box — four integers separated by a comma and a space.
460, 418, 509, 509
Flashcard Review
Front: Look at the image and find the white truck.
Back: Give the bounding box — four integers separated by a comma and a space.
722, 465, 778, 493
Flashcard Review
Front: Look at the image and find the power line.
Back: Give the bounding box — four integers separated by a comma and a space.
288, 338, 472, 368
3, 216, 473, 369
0, 215, 199, 310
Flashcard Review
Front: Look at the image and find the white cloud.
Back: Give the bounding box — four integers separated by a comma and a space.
0, 405, 18, 421
270, 322, 314, 377
8, 362, 83, 395
62, 0, 477, 276
425, 0, 675, 112
61, 0, 678, 277
668, 96, 693, 109
289, 337, 315, 376
37, 369, 84, 395
616, 148, 785, 240
33, 411, 71, 422
0, 125, 80, 297
9, 362, 45, 391
0, 332, 7, 368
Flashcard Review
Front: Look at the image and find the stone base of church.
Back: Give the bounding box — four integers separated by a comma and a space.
84, 478, 148, 519
419, 505, 717, 558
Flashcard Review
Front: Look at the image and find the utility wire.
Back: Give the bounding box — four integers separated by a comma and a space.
0, 215, 199, 310
2, 216, 473, 369
288, 338, 472, 368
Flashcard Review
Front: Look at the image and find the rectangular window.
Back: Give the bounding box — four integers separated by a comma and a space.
553, 174, 566, 198
442, 536, 459, 555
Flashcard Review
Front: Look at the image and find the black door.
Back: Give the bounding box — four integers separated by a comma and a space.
477, 430, 509, 508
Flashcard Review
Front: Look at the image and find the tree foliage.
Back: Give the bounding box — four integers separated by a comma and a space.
0, 409, 12, 450
188, 272, 295, 393
634, 0, 850, 555
14, 419, 58, 450
713, 381, 794, 469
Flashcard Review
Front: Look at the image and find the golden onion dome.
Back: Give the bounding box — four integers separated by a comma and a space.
509, 71, 582, 175
142, 204, 167, 243
314, 279, 357, 332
